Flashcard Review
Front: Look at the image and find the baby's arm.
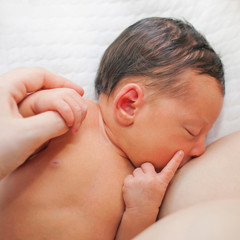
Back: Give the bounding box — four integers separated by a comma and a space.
115, 150, 184, 240
19, 88, 87, 134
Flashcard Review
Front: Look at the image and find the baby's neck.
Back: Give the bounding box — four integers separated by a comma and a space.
97, 96, 128, 160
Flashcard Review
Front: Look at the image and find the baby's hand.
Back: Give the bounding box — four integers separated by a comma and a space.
122, 150, 184, 213
19, 88, 88, 134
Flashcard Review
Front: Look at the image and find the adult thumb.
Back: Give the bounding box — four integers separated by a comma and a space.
24, 111, 69, 146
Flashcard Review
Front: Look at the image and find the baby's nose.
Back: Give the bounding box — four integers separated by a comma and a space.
189, 138, 206, 158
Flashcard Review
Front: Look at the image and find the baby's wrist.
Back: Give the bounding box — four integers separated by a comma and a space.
125, 205, 159, 217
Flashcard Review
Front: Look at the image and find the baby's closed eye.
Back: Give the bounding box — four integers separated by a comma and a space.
184, 128, 199, 137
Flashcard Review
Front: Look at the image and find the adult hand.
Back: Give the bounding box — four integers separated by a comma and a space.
0, 67, 85, 179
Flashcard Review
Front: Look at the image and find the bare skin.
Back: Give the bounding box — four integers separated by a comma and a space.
0, 68, 86, 180
135, 131, 240, 239
0, 96, 183, 240
0, 70, 223, 239
159, 130, 240, 217
135, 198, 240, 240
0, 100, 134, 240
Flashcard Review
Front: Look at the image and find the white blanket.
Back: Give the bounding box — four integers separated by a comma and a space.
0, 0, 240, 145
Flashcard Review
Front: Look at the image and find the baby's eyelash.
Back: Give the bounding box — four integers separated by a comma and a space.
185, 128, 197, 137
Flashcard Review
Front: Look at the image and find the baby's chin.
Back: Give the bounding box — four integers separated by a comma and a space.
178, 157, 192, 168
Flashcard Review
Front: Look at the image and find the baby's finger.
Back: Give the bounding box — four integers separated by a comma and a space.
123, 174, 134, 188
68, 93, 88, 133
157, 150, 184, 187
54, 100, 75, 127
31, 94, 75, 127
133, 167, 144, 177
141, 162, 156, 174
64, 96, 87, 134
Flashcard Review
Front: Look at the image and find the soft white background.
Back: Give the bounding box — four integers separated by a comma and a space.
0, 0, 240, 145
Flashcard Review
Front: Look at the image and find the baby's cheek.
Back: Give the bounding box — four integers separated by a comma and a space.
153, 152, 175, 172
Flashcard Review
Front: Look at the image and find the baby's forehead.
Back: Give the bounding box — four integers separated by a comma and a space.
166, 70, 222, 99
149, 71, 223, 115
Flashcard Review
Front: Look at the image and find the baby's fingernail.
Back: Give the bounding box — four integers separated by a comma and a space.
178, 150, 184, 157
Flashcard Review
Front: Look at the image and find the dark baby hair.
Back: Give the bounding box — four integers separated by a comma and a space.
95, 17, 224, 97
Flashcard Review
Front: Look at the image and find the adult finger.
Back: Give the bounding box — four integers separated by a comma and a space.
24, 111, 69, 144
0, 67, 84, 103
157, 150, 184, 187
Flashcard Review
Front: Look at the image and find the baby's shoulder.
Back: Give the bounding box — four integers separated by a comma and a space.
81, 98, 101, 128
84, 98, 98, 110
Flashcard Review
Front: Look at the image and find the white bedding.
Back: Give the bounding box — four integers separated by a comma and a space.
0, 0, 240, 145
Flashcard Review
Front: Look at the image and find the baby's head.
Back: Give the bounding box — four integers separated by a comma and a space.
96, 17, 224, 170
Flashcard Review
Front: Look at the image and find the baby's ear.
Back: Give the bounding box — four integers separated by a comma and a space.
113, 83, 144, 126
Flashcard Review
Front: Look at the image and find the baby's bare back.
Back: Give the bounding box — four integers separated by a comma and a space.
0, 101, 133, 240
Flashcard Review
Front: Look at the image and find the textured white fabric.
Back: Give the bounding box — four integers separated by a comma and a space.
0, 0, 240, 145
